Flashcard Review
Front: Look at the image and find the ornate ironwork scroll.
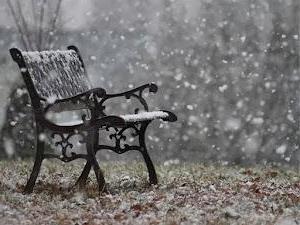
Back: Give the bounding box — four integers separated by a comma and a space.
48, 131, 87, 162
98, 83, 158, 116
97, 124, 142, 154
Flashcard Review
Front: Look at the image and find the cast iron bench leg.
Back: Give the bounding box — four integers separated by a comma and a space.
76, 121, 159, 189
23, 126, 45, 194
86, 129, 105, 193
75, 161, 91, 189
91, 158, 105, 193
139, 121, 158, 185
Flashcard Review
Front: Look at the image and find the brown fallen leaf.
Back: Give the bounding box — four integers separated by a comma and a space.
131, 204, 143, 211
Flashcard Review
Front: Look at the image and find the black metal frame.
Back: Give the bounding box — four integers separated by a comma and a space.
9, 46, 177, 194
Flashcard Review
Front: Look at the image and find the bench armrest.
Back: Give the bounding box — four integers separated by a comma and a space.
100, 83, 158, 112
36, 114, 125, 133
43, 87, 106, 113
157, 110, 177, 122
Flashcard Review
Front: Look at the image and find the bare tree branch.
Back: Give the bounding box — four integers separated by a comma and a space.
45, 0, 63, 49
37, 0, 47, 51
31, 0, 39, 50
6, 0, 29, 50
16, 0, 35, 50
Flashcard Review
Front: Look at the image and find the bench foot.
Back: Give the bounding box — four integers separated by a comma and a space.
23, 134, 44, 194
139, 122, 158, 185
74, 161, 105, 193
74, 161, 92, 189
87, 129, 106, 193
23, 157, 43, 194
141, 150, 158, 185
93, 165, 106, 193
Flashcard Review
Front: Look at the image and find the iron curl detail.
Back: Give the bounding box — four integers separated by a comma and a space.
50, 131, 86, 162
99, 124, 141, 154
99, 83, 158, 115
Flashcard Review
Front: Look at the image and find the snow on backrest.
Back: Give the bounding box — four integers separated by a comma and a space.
21, 50, 92, 101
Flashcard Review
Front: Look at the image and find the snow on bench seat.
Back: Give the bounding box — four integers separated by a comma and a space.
120, 111, 169, 122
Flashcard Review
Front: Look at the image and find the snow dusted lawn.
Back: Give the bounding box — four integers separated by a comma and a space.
0, 160, 299, 225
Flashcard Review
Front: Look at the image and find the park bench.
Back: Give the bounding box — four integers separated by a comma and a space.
9, 46, 177, 194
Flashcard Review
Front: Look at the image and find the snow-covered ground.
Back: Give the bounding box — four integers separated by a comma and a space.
0, 160, 299, 224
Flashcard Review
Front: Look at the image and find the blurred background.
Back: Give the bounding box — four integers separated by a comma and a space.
0, 0, 299, 167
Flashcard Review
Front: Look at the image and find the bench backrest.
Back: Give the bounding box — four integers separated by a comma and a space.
10, 46, 92, 102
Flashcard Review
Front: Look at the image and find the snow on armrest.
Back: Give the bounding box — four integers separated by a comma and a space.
120, 111, 169, 122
